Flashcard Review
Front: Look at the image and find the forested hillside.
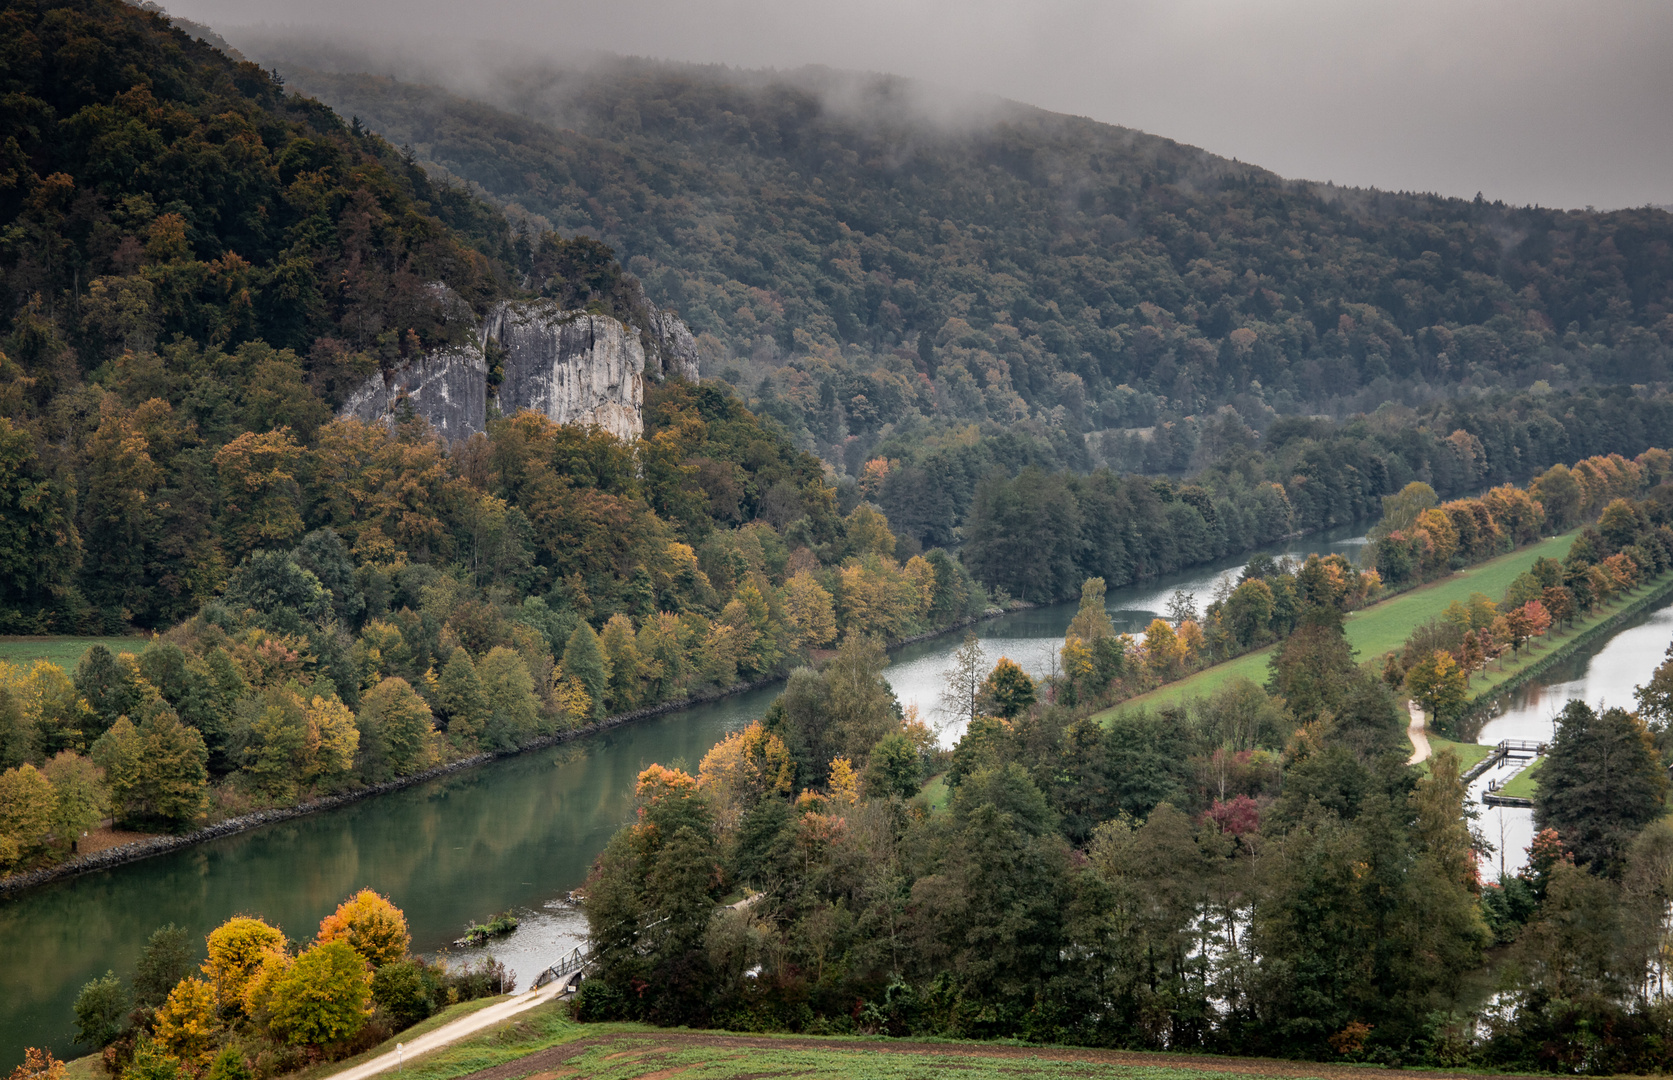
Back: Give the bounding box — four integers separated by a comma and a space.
0, 0, 996, 875
0, 0, 803, 631
245, 48, 1673, 471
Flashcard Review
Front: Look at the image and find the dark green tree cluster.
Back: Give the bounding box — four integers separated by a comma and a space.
1470, 704, 1673, 1073
873, 384, 1673, 552
578, 615, 1508, 1062
961, 416, 1673, 604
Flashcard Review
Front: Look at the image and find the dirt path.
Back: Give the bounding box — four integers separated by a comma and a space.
1407, 699, 1431, 765
328, 981, 565, 1080
454, 1031, 1525, 1080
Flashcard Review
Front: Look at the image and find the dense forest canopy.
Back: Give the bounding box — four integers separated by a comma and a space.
246, 46, 1673, 470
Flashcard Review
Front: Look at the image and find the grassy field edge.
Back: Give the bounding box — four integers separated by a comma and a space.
1093, 532, 1581, 721
292, 1002, 1545, 1080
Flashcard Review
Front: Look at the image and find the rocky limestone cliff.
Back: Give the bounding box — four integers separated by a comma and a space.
340, 295, 701, 441
646, 309, 701, 383
487, 302, 645, 441
339, 344, 487, 441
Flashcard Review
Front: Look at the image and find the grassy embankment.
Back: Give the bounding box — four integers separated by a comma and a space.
1425, 737, 1493, 774
0, 636, 150, 670
290, 1000, 1395, 1080
1096, 531, 1581, 719
1500, 757, 1545, 800
917, 773, 951, 812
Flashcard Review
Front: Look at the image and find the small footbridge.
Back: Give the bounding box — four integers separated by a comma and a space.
1462, 739, 1545, 783
1467, 739, 1546, 808
532, 945, 591, 995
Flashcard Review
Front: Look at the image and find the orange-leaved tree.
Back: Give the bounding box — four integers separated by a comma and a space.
317, 889, 411, 968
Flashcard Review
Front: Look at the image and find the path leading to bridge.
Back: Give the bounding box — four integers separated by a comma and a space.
1407, 700, 1431, 765
326, 979, 565, 1080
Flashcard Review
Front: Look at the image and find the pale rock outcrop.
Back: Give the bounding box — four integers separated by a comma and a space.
646, 308, 702, 382
338, 344, 488, 440
339, 290, 699, 442
486, 302, 646, 442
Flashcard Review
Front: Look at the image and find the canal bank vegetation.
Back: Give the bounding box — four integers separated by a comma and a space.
1382, 478, 1673, 738
567, 470, 1673, 1074
1076, 446, 1668, 723
57, 890, 510, 1080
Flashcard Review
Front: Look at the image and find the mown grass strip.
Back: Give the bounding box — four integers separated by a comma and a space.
322, 1009, 1348, 1080
1500, 757, 1545, 800
1096, 532, 1581, 720
1425, 737, 1493, 775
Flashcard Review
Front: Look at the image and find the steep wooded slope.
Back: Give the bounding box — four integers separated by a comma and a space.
254, 51, 1673, 444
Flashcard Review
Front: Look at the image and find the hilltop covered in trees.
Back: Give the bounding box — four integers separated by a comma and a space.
249, 49, 1673, 469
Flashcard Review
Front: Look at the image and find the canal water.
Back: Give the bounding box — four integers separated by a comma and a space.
1467, 601, 1673, 878
8, 522, 1615, 1066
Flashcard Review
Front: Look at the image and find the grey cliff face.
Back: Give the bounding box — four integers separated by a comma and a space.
646, 308, 702, 382
486, 302, 646, 442
339, 292, 699, 442
338, 344, 488, 440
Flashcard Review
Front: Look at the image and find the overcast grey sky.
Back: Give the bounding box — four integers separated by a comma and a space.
172, 0, 1673, 210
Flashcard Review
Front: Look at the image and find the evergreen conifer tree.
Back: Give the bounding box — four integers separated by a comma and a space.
435, 648, 487, 749
479, 647, 539, 749
1536, 701, 1669, 875
74, 645, 140, 741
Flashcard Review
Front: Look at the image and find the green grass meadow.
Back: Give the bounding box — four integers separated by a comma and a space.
523, 1040, 1302, 1080
1098, 531, 1580, 719
0, 635, 151, 671
1501, 757, 1545, 800
311, 1004, 1344, 1080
